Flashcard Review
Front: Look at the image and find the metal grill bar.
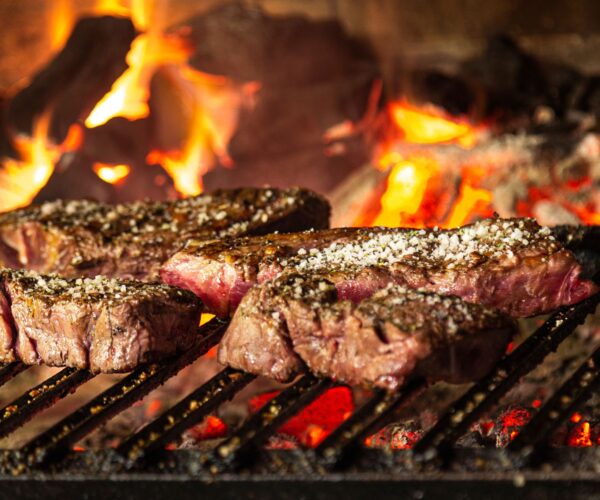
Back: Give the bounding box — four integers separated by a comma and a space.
0, 368, 93, 439
0, 363, 28, 389
509, 345, 600, 453
118, 368, 255, 466
21, 321, 226, 466
412, 294, 600, 460
315, 377, 426, 469
210, 375, 332, 472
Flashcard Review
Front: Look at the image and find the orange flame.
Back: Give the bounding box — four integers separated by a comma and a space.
147, 70, 252, 196
371, 100, 491, 228
389, 100, 480, 148
84, 0, 251, 197
0, 112, 58, 212
373, 156, 436, 227
85, 0, 191, 129
93, 163, 131, 185
49, 0, 74, 52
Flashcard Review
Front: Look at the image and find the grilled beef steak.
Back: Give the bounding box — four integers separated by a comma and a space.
0, 270, 202, 372
0, 187, 329, 280
162, 218, 597, 317
219, 276, 516, 390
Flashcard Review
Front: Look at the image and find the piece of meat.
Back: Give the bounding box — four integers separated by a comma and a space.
0, 269, 202, 372
219, 275, 517, 390
0, 187, 330, 281
162, 218, 597, 317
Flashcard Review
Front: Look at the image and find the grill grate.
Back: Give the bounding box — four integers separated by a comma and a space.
0, 287, 597, 483
411, 293, 600, 461
509, 344, 600, 456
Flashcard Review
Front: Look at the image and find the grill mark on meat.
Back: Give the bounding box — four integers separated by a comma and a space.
0, 188, 330, 281
219, 275, 517, 390
165, 218, 598, 318
372, 320, 389, 344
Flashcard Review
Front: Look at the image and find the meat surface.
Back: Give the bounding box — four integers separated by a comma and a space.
162, 218, 597, 317
0, 269, 202, 372
219, 275, 517, 390
0, 187, 329, 280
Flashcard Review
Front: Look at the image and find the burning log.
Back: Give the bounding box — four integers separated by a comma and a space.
178, 2, 380, 194
7, 16, 136, 143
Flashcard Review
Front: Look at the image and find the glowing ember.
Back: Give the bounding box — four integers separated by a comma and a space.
93, 163, 131, 185
389, 100, 479, 148
365, 424, 423, 450
571, 412, 583, 424
145, 399, 162, 418
568, 421, 592, 447
188, 415, 228, 441
249, 387, 354, 448
496, 406, 532, 446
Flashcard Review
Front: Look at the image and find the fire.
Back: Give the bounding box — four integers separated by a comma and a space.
373, 157, 436, 227
83, 0, 251, 197
147, 70, 252, 196
389, 100, 479, 148
0, 111, 59, 212
85, 8, 190, 128
49, 0, 74, 52
445, 184, 493, 228
568, 421, 593, 447
370, 100, 491, 228
93, 163, 131, 185
249, 387, 354, 448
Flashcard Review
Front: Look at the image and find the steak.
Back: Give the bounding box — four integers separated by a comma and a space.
162, 218, 597, 317
0, 269, 202, 372
219, 275, 517, 390
0, 187, 329, 280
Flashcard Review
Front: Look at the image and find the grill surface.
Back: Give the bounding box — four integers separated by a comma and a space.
0, 230, 598, 499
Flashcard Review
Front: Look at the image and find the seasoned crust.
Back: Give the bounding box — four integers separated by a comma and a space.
0, 187, 330, 280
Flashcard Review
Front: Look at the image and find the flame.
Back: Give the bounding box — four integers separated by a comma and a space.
85, 0, 251, 196
373, 157, 436, 227
49, 0, 74, 52
367, 100, 495, 228
445, 184, 493, 228
0, 112, 59, 212
389, 101, 480, 148
93, 163, 131, 185
147, 70, 249, 196
85, 31, 190, 127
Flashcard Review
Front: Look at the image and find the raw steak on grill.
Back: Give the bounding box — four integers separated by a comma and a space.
0, 187, 329, 281
219, 275, 517, 390
161, 218, 597, 317
0, 269, 202, 372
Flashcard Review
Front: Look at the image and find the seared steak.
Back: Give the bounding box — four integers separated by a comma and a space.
219, 275, 516, 390
162, 218, 597, 317
0, 187, 329, 280
0, 269, 202, 372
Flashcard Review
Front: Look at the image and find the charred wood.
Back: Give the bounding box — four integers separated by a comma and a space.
7, 16, 136, 143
